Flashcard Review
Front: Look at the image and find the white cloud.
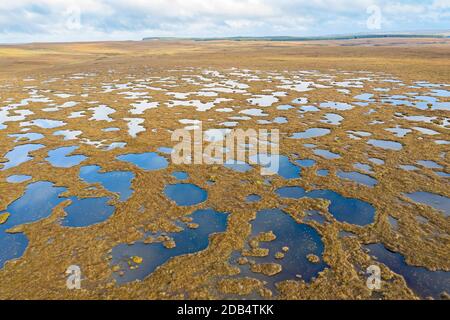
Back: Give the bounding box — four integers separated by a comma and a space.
384, 3, 426, 15
0, 0, 448, 43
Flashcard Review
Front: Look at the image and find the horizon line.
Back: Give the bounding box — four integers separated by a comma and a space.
1, 29, 449, 46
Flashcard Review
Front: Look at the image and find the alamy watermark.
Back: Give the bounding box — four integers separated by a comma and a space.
66, 265, 81, 290
171, 122, 280, 175
63, 5, 82, 30
366, 265, 381, 290
366, 5, 382, 30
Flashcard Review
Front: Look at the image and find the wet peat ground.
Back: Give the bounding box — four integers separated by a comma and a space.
0, 39, 449, 299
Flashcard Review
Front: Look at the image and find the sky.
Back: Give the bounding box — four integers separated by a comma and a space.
0, 0, 449, 43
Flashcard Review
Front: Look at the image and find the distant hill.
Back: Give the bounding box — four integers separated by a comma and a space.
143, 32, 450, 42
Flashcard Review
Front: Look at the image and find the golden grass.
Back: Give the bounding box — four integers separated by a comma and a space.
0, 39, 449, 82
0, 38, 448, 300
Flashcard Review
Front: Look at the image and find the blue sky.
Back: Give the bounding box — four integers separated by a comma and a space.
0, 0, 449, 43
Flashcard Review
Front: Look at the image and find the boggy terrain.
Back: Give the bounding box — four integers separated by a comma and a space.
0, 39, 449, 299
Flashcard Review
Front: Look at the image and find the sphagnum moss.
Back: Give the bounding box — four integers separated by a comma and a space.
0, 39, 448, 300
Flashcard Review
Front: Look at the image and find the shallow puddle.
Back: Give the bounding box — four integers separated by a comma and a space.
277, 105, 294, 111
172, 171, 189, 180
430, 89, 450, 97
313, 149, 341, 159
20, 119, 66, 129
295, 159, 316, 167
130, 101, 158, 114
316, 169, 329, 177
124, 118, 145, 137
246, 194, 261, 203
102, 127, 120, 132
388, 215, 399, 230
399, 165, 418, 171
0, 181, 67, 267
249, 154, 300, 179
53, 130, 82, 141
204, 129, 231, 142
62, 197, 115, 227
320, 102, 353, 111
412, 127, 440, 135
353, 163, 373, 173
369, 158, 385, 165
365, 243, 450, 299
292, 97, 308, 104
404, 192, 449, 217
272, 117, 288, 124
117, 152, 168, 171
304, 210, 327, 224
223, 159, 253, 173
233, 209, 327, 290
46, 146, 87, 168
276, 187, 375, 225
89, 105, 116, 122
385, 126, 411, 138
239, 109, 267, 117
321, 113, 344, 125
248, 95, 278, 107
337, 171, 378, 187
416, 160, 443, 170
111, 208, 228, 284
6, 175, 31, 183
298, 105, 320, 113
354, 93, 374, 101
103, 142, 127, 151
367, 139, 403, 151
157, 147, 173, 155
8, 132, 44, 142
347, 130, 372, 140
1, 144, 45, 171
79, 165, 134, 201
164, 183, 208, 206
290, 128, 330, 139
